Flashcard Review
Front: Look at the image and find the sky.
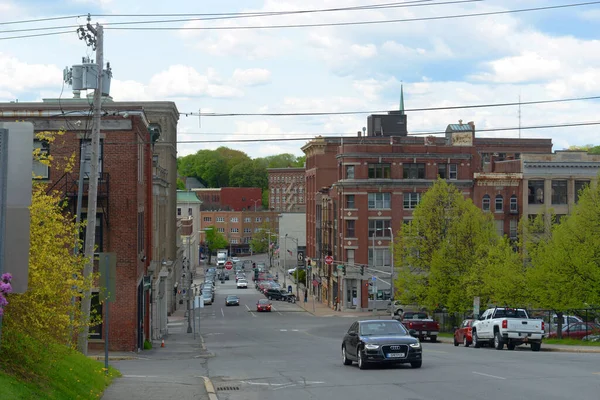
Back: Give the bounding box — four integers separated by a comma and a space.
1, 0, 600, 158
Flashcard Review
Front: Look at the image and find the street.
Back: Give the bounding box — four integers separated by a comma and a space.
199, 256, 600, 400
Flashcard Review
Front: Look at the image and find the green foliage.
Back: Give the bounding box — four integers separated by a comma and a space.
176, 177, 186, 190
568, 144, 600, 154
526, 181, 600, 310
143, 340, 152, 350
293, 269, 306, 284
250, 222, 278, 263
177, 148, 304, 189
204, 226, 228, 261
262, 188, 270, 209
0, 337, 119, 399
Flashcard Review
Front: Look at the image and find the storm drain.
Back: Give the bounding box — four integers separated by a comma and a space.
216, 385, 240, 391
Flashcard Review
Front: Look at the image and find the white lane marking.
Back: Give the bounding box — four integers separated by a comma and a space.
271, 305, 283, 315
280, 329, 288, 332
250, 311, 256, 317
291, 329, 299, 332
273, 383, 297, 391
472, 371, 506, 380
245, 304, 251, 311
221, 308, 225, 318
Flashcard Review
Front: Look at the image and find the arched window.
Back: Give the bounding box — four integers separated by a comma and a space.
482, 195, 491, 212
495, 195, 504, 212
510, 195, 518, 213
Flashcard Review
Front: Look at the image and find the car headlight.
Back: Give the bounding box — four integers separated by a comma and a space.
364, 344, 380, 350
409, 342, 421, 348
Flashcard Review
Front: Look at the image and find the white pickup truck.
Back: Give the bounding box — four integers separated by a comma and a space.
472, 307, 545, 351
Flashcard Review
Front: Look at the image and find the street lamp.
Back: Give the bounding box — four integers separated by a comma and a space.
283, 234, 299, 291
250, 199, 261, 212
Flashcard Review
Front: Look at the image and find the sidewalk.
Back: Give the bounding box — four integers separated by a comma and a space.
274, 263, 390, 318
98, 264, 215, 400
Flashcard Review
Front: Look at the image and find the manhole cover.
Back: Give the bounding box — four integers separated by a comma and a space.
217, 386, 240, 391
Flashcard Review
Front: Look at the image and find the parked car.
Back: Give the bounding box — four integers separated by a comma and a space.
387, 300, 404, 316
201, 292, 213, 305
265, 288, 290, 301
232, 257, 240, 263
341, 319, 422, 370
256, 299, 272, 312
225, 295, 240, 307
547, 322, 600, 340
454, 319, 475, 347
237, 279, 248, 289
472, 307, 544, 351
399, 312, 440, 342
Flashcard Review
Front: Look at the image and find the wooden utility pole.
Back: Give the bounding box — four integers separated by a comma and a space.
77, 18, 103, 355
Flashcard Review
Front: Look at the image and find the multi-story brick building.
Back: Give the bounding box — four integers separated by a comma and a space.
198, 210, 279, 255
267, 167, 306, 212
302, 114, 553, 311
193, 187, 263, 211
1, 98, 180, 351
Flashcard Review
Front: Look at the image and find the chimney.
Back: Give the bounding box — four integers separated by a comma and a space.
468, 121, 475, 130
357, 131, 362, 137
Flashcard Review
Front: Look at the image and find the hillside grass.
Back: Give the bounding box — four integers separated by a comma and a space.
0, 333, 120, 399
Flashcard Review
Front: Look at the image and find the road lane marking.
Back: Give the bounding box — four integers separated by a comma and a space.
280, 329, 288, 332
272, 305, 283, 315
273, 383, 297, 391
221, 308, 224, 318
245, 304, 251, 311
472, 371, 506, 380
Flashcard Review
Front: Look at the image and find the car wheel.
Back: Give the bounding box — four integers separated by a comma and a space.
531, 342, 541, 352
410, 360, 422, 369
453, 336, 459, 346
395, 309, 402, 316
357, 348, 367, 370
473, 331, 481, 348
494, 331, 504, 350
464, 336, 470, 347
430, 335, 437, 343
342, 346, 352, 366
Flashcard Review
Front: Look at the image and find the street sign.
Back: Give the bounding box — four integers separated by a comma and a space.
372, 276, 377, 281
337, 264, 344, 270
224, 260, 233, 270
325, 255, 333, 265
312, 279, 319, 287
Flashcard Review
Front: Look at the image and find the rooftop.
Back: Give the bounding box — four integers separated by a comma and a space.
176, 191, 202, 203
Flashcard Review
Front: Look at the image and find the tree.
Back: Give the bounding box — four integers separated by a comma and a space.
204, 226, 228, 264
229, 160, 268, 188
568, 144, 600, 154
176, 177, 186, 190
250, 222, 277, 266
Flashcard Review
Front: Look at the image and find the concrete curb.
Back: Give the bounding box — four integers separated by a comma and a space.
88, 355, 139, 361
202, 376, 219, 400
437, 337, 600, 353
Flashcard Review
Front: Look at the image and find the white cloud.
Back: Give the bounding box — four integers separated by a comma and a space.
231, 68, 271, 87
148, 65, 243, 98
350, 43, 377, 58
0, 53, 62, 92
472, 51, 563, 83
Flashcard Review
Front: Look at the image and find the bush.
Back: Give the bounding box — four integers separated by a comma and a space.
293, 270, 306, 284
143, 340, 152, 350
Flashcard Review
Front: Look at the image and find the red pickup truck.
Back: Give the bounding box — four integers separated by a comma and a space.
400, 311, 440, 342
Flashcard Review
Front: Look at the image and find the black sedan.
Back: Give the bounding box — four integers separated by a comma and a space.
225, 295, 240, 306
341, 320, 422, 370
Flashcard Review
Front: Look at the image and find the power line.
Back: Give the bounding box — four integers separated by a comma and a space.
104, 2, 600, 31
98, 120, 600, 145
181, 95, 600, 117
0, 30, 72, 40
0, 0, 477, 34
0, 15, 82, 26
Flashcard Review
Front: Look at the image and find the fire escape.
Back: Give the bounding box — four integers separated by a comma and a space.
285, 180, 297, 212
47, 172, 110, 226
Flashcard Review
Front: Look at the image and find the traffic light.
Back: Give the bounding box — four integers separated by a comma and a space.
307, 259, 311, 267
342, 265, 346, 275
360, 266, 364, 275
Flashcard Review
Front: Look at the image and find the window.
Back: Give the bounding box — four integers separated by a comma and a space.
449, 164, 458, 180
244, 237, 251, 243
137, 212, 145, 254
437, 164, 447, 179
218, 228, 225, 233
203, 216, 212, 222
188, 208, 192, 216
346, 220, 356, 237
254, 228, 260, 233
551, 180, 567, 204
403, 193, 420, 209
231, 239, 238, 244
89, 293, 102, 339
216, 217, 225, 222
230, 217, 238, 222
368, 248, 391, 267
482, 195, 491, 212
495, 220, 504, 237
575, 180, 590, 203
509, 195, 518, 213
495, 195, 503, 213
528, 180, 544, 204
509, 219, 518, 239
255, 217, 262, 222
244, 228, 251, 233
403, 163, 425, 179
276, 197, 280, 203
244, 217, 251, 223
33, 140, 49, 179
369, 220, 391, 238
80, 213, 103, 253
266, 217, 270, 222
230, 228, 239, 233
346, 194, 355, 209
138, 143, 144, 183
346, 165, 355, 179
177, 208, 181, 216
368, 192, 391, 209
80, 139, 103, 175
270, 197, 275, 204
368, 163, 391, 179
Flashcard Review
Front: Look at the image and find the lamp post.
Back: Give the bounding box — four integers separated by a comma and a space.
285, 234, 299, 298
251, 199, 260, 212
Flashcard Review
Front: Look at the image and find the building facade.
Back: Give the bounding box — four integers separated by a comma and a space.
277, 212, 307, 269
193, 187, 262, 211
302, 118, 553, 312
267, 167, 306, 212
198, 210, 279, 256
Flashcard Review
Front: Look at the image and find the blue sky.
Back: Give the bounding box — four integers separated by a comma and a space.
1, 0, 600, 157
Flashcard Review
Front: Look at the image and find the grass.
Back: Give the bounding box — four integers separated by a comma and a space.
543, 338, 600, 346
0, 335, 120, 400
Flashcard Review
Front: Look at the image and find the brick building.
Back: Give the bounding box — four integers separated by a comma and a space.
192, 187, 263, 211
267, 167, 306, 212
198, 210, 279, 256
1, 98, 179, 351
302, 116, 553, 311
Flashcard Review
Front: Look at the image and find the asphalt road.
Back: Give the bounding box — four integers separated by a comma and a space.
201, 258, 600, 400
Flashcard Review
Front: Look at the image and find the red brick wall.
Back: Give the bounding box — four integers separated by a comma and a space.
221, 187, 262, 211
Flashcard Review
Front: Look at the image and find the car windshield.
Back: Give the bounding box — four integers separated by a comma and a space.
226, 296, 238, 300
403, 312, 429, 319
258, 299, 270, 304
360, 321, 407, 336
202, 293, 211, 298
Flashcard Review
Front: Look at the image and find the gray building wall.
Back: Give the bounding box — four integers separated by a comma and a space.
277, 212, 306, 269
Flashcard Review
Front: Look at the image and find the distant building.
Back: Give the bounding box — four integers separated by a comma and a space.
192, 187, 263, 211
267, 167, 306, 212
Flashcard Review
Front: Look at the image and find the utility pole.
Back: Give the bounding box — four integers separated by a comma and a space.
77, 15, 103, 355
387, 227, 394, 317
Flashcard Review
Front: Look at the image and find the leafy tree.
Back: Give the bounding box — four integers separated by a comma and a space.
229, 159, 268, 188
262, 188, 270, 209
250, 222, 278, 265
176, 177, 186, 190
204, 226, 228, 264
568, 144, 600, 154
